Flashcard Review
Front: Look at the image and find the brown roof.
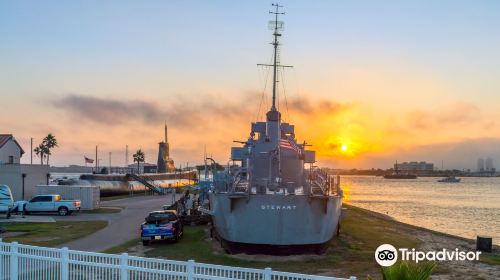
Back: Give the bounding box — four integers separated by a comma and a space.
0, 134, 25, 155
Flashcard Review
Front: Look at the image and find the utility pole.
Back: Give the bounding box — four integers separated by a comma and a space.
95, 145, 98, 173
30, 138, 33, 164
204, 144, 208, 180
125, 145, 129, 168
178, 164, 182, 187
109, 152, 112, 174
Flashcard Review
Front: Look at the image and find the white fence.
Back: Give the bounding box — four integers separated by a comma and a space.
0, 241, 356, 280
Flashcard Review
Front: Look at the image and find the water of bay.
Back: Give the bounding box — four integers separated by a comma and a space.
342, 176, 500, 245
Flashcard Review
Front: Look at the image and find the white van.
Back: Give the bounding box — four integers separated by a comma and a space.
0, 185, 14, 218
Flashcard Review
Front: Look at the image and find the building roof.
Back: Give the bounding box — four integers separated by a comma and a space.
0, 134, 25, 155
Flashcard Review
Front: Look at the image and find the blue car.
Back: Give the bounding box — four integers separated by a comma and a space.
141, 210, 183, 246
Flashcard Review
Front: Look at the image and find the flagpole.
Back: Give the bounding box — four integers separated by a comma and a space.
95, 145, 98, 173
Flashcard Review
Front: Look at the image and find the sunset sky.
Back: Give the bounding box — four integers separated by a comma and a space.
1, 1, 500, 169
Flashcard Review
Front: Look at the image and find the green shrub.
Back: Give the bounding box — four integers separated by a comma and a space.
368, 261, 437, 280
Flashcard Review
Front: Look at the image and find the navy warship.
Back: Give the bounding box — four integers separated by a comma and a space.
207, 4, 343, 254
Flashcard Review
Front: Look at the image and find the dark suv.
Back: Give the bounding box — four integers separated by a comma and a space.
140, 210, 183, 246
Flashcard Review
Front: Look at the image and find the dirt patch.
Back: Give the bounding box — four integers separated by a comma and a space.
208, 234, 327, 262
126, 243, 154, 256
32, 237, 60, 242
0, 232, 28, 238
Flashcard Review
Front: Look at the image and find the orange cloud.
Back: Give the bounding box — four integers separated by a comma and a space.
3, 90, 499, 170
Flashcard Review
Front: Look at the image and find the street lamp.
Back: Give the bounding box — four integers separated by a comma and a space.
21, 173, 26, 200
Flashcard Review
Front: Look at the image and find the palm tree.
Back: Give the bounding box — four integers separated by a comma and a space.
42, 133, 58, 165
34, 143, 49, 165
133, 149, 145, 174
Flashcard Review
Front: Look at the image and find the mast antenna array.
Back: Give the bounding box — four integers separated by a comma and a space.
257, 3, 292, 112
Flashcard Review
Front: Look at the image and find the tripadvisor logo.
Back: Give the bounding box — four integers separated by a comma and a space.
375, 244, 482, 267
375, 244, 398, 267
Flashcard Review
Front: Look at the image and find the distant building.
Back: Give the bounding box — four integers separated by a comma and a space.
128, 163, 157, 174
396, 161, 434, 174
485, 157, 494, 171
0, 134, 25, 164
477, 158, 485, 172
0, 134, 49, 200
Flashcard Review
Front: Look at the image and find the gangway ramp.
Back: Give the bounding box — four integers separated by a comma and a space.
126, 173, 166, 194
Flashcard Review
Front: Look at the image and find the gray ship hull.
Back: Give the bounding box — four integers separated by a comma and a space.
209, 193, 342, 246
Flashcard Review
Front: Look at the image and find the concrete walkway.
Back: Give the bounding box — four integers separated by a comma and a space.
57, 195, 176, 252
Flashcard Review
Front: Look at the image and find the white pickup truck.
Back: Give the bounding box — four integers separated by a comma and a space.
22, 194, 81, 216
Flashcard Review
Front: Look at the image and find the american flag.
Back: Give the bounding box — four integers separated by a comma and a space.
279, 137, 302, 155
84, 156, 94, 164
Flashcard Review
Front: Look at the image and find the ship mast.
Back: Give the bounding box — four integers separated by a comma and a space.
257, 3, 292, 116
270, 3, 283, 111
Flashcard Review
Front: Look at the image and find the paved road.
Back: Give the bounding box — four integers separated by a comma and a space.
57, 195, 176, 252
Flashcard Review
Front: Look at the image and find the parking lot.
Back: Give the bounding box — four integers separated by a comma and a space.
57, 194, 176, 252
2, 194, 176, 252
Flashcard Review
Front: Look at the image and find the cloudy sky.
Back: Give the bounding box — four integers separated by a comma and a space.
1, 0, 500, 169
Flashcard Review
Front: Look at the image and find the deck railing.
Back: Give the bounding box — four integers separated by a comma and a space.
0, 240, 356, 280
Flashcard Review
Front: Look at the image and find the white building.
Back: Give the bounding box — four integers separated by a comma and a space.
0, 134, 49, 200
0, 134, 24, 164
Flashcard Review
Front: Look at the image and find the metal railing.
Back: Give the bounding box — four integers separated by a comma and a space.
126, 173, 166, 194
308, 168, 329, 195
0, 241, 356, 280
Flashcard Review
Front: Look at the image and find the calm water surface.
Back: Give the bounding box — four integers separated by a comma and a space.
342, 176, 500, 245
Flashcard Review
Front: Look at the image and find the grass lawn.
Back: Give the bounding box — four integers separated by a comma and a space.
481, 253, 500, 265
0, 221, 108, 247
108, 205, 421, 279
